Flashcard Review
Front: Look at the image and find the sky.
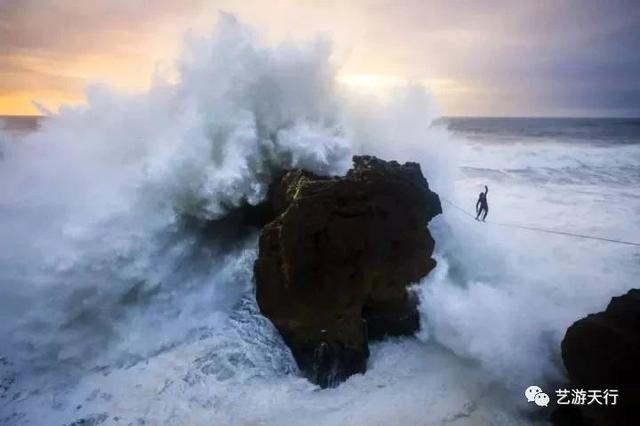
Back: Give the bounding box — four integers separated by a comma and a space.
1, 0, 639, 117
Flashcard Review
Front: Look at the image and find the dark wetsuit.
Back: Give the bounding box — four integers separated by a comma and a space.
476, 187, 489, 221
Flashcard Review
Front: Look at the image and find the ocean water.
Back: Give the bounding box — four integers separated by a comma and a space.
1, 17, 640, 426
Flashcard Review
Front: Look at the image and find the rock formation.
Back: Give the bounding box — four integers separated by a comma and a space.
554, 288, 640, 425
254, 155, 441, 387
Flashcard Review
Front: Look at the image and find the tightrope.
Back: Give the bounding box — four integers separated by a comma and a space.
440, 197, 640, 247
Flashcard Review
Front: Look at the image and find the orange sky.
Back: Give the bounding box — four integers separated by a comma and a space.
1, 0, 638, 117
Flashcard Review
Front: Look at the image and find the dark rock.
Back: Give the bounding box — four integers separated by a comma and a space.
558, 288, 640, 425
254, 155, 441, 387
180, 199, 275, 244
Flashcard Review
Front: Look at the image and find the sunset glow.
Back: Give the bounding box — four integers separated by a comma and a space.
1, 1, 639, 117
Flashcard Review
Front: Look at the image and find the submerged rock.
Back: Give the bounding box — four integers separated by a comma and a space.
254, 155, 441, 387
555, 288, 640, 425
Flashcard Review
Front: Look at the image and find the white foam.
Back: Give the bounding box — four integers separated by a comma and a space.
2, 13, 639, 426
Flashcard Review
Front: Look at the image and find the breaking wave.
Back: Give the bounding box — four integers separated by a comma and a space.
1, 13, 639, 426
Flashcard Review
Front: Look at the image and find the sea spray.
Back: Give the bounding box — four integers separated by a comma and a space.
0, 15, 350, 374
0, 13, 451, 374
3, 13, 638, 426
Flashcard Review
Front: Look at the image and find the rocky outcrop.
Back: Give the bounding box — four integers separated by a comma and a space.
254, 155, 441, 387
555, 289, 640, 425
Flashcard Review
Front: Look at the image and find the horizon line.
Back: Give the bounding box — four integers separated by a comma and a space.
3, 114, 640, 120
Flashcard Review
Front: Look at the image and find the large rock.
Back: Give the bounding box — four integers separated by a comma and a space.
557, 289, 640, 425
254, 155, 441, 387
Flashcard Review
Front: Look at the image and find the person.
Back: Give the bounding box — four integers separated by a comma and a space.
476, 185, 489, 221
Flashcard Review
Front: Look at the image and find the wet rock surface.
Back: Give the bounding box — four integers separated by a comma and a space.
254, 155, 441, 387
554, 288, 640, 425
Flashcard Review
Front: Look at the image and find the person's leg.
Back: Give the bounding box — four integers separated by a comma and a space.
482, 206, 488, 221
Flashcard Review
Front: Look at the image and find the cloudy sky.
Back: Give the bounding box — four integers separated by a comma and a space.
1, 0, 639, 116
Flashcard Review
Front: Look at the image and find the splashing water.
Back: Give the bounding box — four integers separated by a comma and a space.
2, 14, 639, 426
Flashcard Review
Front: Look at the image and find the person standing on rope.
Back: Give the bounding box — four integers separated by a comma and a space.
476, 185, 489, 221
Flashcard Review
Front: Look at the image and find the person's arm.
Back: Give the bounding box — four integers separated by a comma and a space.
476, 197, 481, 212
484, 185, 489, 195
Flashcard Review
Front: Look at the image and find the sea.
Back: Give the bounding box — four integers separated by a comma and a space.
1, 18, 639, 426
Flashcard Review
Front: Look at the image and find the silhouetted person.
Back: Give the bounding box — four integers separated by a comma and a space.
476, 185, 488, 221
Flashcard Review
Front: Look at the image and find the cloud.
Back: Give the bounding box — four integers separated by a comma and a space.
0, 0, 638, 116
0, 0, 208, 113
0, 0, 204, 54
